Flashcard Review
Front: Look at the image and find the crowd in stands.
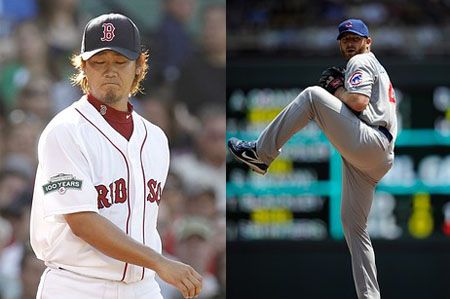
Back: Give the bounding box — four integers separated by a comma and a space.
228, 0, 450, 58
0, 0, 225, 299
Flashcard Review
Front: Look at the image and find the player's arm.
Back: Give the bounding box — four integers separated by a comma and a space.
64, 211, 202, 299
317, 66, 369, 112
334, 87, 369, 112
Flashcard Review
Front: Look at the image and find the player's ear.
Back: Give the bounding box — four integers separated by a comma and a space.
135, 66, 142, 76
366, 37, 372, 46
80, 60, 86, 74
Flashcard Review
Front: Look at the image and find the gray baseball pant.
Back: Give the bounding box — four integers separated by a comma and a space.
256, 86, 394, 299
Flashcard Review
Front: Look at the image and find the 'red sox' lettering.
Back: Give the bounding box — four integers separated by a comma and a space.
147, 179, 162, 205
96, 178, 161, 209
95, 184, 110, 209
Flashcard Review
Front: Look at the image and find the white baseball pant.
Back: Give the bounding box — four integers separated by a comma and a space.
36, 267, 163, 299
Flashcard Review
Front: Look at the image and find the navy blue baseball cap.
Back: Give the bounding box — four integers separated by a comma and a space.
81, 13, 141, 60
337, 19, 369, 40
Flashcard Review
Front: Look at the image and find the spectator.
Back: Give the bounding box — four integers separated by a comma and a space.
160, 172, 186, 222
173, 217, 219, 299
0, 129, 4, 167
138, 89, 189, 147
0, 21, 53, 111
175, 4, 226, 117
0, 215, 12, 298
227, 0, 450, 57
157, 172, 186, 255
171, 106, 226, 213
0, 170, 29, 211
157, 216, 218, 299
37, 0, 85, 80
3, 120, 43, 171
36, 0, 84, 113
149, 0, 197, 86
185, 187, 218, 220
0, 190, 32, 299
0, 215, 12, 250
37, 0, 81, 55
19, 245, 45, 299
15, 77, 54, 122
0, 0, 38, 33
0, 0, 38, 65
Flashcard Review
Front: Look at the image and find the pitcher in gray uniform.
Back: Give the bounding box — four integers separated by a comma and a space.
228, 19, 396, 299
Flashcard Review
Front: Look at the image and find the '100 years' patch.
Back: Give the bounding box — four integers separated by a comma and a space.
43, 173, 82, 195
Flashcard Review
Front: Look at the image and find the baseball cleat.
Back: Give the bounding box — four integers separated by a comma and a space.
227, 138, 268, 175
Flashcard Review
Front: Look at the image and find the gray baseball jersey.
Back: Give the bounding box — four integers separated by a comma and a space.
254, 51, 397, 298
345, 52, 397, 142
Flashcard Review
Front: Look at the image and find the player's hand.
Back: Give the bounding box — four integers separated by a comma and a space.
318, 66, 345, 95
155, 256, 203, 299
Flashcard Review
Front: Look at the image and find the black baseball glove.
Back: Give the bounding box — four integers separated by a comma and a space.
318, 66, 345, 95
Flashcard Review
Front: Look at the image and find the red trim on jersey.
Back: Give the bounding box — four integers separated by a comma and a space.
140, 120, 148, 280
87, 94, 134, 140
388, 83, 396, 103
75, 108, 132, 282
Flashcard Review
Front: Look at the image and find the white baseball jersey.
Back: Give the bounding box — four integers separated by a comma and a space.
30, 95, 170, 284
345, 52, 397, 142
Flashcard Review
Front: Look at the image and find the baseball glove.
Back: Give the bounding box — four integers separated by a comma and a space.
318, 66, 345, 95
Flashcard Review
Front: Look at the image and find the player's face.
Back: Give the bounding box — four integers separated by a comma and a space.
339, 34, 371, 60
84, 50, 139, 109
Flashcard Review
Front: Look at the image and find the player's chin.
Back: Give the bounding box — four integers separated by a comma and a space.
345, 52, 356, 59
99, 88, 119, 103
102, 85, 121, 95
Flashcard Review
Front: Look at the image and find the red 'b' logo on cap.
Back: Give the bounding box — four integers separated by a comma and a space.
101, 23, 115, 42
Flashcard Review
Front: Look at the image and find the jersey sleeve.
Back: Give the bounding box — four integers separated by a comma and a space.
150, 123, 170, 189
345, 55, 374, 97
161, 132, 170, 189
37, 124, 98, 221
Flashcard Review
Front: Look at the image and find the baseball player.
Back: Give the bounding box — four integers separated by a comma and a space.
228, 19, 396, 299
30, 13, 202, 299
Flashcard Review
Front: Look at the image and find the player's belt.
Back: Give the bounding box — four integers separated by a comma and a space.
378, 126, 393, 143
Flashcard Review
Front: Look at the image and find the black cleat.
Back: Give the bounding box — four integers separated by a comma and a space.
227, 138, 268, 175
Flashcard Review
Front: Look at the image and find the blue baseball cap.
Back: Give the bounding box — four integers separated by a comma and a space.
81, 13, 141, 61
337, 19, 369, 40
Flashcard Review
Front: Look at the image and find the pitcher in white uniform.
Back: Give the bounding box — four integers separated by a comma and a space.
30, 13, 202, 299
228, 19, 396, 299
